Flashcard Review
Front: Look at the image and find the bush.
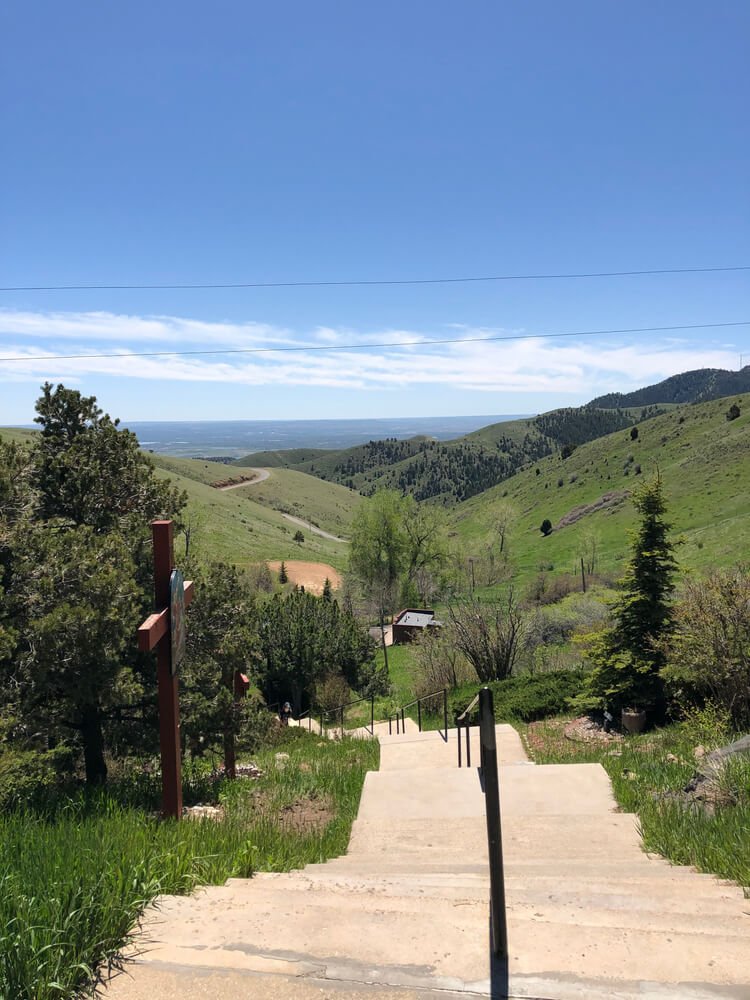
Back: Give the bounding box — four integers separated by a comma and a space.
662, 568, 750, 728
412, 630, 476, 706
726, 403, 740, 421
540, 518, 553, 536
450, 668, 587, 724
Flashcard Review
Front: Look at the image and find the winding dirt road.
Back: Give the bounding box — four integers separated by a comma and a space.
216, 468, 270, 490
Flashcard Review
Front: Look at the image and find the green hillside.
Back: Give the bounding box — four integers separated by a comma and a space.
0, 427, 37, 447
0, 430, 351, 572
233, 447, 333, 468
449, 393, 750, 589
590, 366, 750, 408
234, 407, 645, 504
152, 465, 350, 570
232, 467, 361, 538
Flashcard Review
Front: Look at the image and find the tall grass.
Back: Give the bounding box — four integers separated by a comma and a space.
0, 731, 379, 999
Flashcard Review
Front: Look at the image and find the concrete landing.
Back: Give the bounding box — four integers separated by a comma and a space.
103, 724, 750, 1000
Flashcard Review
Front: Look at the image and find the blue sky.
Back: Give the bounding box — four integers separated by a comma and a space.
1, 1, 748, 423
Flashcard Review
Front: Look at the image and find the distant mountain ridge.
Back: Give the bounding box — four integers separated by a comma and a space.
590, 366, 750, 408
233, 366, 750, 505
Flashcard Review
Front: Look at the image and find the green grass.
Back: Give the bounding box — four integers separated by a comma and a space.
0, 731, 378, 1000
237, 467, 362, 538
524, 714, 750, 890
153, 466, 350, 571
375, 643, 419, 705
450, 392, 750, 594
0, 427, 37, 447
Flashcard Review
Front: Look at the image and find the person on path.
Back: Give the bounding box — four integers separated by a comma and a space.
279, 701, 293, 726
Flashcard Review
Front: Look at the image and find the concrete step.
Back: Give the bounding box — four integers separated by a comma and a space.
249, 868, 748, 903
113, 885, 750, 992
304, 857, 731, 880
147, 878, 750, 939
243, 872, 749, 914
378, 723, 528, 770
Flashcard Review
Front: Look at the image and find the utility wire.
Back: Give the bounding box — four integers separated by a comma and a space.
0, 264, 748, 293
0, 320, 747, 364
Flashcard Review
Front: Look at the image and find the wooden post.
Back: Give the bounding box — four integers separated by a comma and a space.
137, 520, 194, 820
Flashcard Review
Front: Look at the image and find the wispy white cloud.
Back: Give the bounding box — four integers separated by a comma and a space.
0, 309, 741, 395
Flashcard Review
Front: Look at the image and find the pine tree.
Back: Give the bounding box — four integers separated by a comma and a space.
279, 561, 288, 584
585, 474, 677, 714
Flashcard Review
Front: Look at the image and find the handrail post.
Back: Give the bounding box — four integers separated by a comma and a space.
466, 720, 471, 768
401, 708, 405, 733
443, 688, 448, 740
457, 720, 462, 767
417, 699, 422, 732
479, 686, 507, 958
370, 696, 374, 736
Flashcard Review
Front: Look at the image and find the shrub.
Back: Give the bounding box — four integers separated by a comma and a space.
447, 592, 525, 682
450, 668, 587, 724
726, 403, 741, 421
412, 630, 476, 705
540, 518, 553, 536
630, 426, 639, 440
662, 568, 750, 728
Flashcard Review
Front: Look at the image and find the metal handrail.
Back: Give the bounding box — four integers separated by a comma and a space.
477, 687, 508, 958
295, 708, 314, 732
320, 695, 375, 737
388, 688, 448, 741
456, 692, 480, 767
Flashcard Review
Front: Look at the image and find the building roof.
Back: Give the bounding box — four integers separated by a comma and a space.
394, 610, 435, 628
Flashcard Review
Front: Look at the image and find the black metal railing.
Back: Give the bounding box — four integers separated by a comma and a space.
456, 692, 479, 767
456, 686, 507, 958
320, 695, 375, 737
295, 708, 314, 732
388, 688, 448, 741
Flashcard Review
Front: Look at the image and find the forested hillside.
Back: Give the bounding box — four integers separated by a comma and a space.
590, 366, 750, 408
236, 405, 639, 503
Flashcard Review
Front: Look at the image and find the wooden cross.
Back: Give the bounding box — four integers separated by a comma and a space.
137, 520, 194, 819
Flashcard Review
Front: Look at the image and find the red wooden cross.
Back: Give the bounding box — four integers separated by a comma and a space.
137, 520, 194, 819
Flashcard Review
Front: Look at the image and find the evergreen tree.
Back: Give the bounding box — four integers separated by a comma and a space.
584, 474, 677, 714
279, 561, 288, 584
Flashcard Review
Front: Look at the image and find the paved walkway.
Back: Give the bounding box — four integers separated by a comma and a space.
104, 725, 750, 999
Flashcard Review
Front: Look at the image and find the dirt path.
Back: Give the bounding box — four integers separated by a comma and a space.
267, 560, 342, 595
281, 512, 347, 543
216, 468, 270, 490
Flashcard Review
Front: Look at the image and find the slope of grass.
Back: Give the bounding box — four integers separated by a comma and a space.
153, 467, 350, 571
233, 467, 362, 538
148, 452, 240, 486
0, 427, 37, 447
234, 448, 334, 467
0, 731, 379, 1000
450, 392, 750, 593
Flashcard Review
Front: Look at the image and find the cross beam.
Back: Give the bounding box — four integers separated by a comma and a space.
137, 520, 193, 819
138, 580, 194, 653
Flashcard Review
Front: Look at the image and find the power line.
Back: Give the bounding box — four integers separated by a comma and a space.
0, 320, 747, 364
0, 264, 748, 293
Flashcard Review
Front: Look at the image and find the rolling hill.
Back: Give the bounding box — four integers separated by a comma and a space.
235, 406, 646, 504
590, 366, 750, 408
448, 391, 750, 590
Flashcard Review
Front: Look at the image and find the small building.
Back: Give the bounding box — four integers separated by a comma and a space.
391, 608, 441, 645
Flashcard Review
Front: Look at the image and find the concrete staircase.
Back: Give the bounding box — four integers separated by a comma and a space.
104, 725, 750, 1000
